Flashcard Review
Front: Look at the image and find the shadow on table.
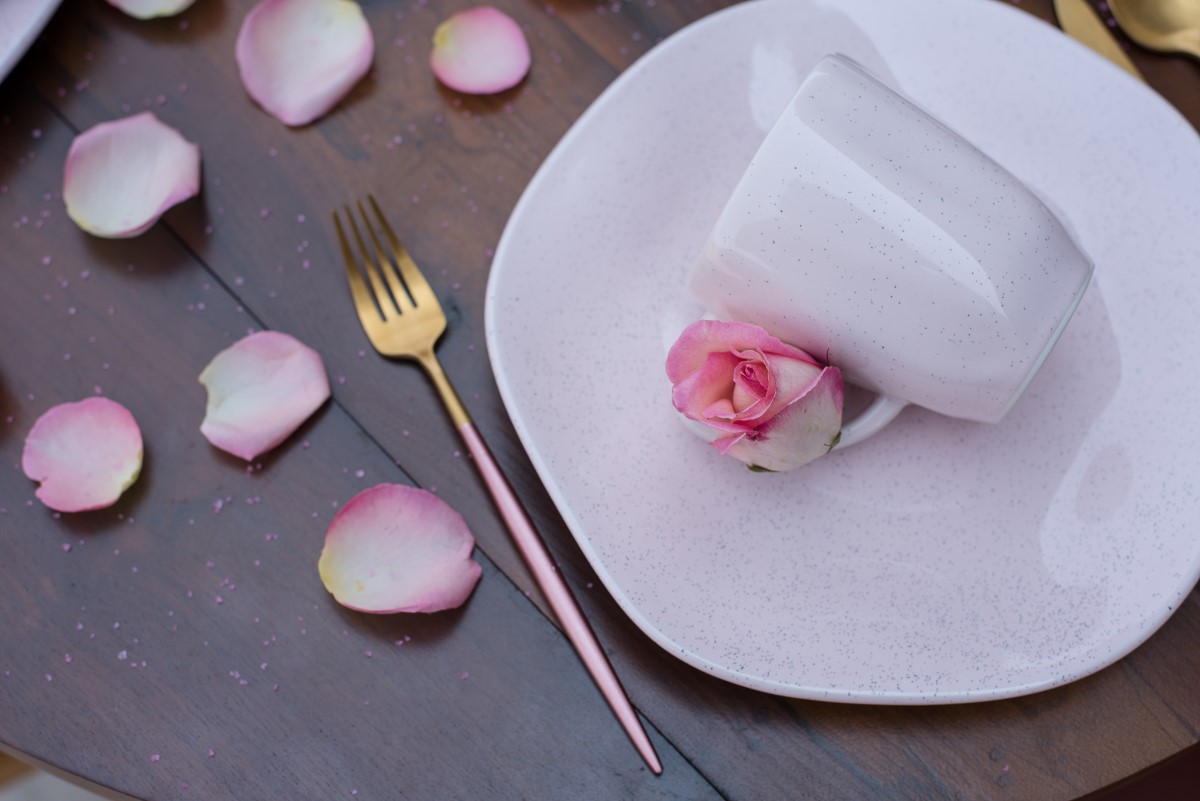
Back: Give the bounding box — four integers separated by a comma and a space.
1079, 741, 1200, 801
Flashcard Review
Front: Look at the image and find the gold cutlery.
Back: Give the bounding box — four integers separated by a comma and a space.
1054, 0, 1146, 80
1110, 0, 1200, 60
332, 196, 663, 775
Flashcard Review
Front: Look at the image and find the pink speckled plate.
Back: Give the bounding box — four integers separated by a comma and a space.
0, 0, 61, 83
485, 0, 1200, 703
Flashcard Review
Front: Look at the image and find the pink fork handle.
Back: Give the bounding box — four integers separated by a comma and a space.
458, 422, 663, 775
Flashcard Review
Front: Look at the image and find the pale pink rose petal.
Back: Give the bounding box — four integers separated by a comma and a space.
430, 6, 531, 95
673, 350, 745, 431
724, 366, 844, 472
754, 349, 825, 422
318, 484, 482, 614
665, 320, 817, 382
236, 0, 374, 127
22, 398, 144, 513
63, 112, 200, 239
199, 331, 331, 461
105, 0, 196, 19
729, 358, 772, 416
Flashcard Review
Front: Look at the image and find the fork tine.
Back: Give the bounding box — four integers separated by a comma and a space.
367, 194, 439, 310
344, 205, 400, 319
332, 209, 385, 325
355, 199, 416, 315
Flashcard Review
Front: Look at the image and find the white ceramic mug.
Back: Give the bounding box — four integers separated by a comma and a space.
690, 54, 1094, 447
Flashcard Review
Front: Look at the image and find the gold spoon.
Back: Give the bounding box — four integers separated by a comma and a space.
1109, 0, 1200, 60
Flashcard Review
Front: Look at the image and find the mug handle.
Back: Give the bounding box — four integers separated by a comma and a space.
833, 394, 907, 449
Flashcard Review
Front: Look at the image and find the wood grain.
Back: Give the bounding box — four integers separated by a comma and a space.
0, 753, 32, 788
1, 0, 1197, 799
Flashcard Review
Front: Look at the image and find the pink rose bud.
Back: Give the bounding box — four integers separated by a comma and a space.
666, 320, 844, 471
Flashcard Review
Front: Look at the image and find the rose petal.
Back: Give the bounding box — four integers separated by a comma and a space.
724, 366, 844, 471
666, 320, 817, 383
105, 0, 196, 19
754, 349, 825, 423
236, 0, 374, 127
318, 484, 482, 614
672, 350, 745, 430
22, 398, 144, 513
430, 6, 531, 95
63, 112, 201, 239
199, 331, 331, 461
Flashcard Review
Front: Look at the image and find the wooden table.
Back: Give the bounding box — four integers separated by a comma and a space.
2, 1, 1197, 799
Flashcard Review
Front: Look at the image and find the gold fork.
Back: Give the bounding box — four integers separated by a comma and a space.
333, 196, 662, 775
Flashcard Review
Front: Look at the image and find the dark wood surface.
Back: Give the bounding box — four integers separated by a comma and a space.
2, 1, 1197, 799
